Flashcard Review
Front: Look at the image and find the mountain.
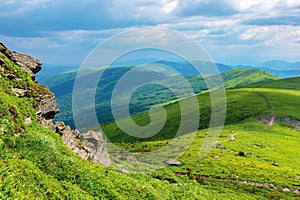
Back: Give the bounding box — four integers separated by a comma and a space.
40, 66, 277, 129
222, 68, 278, 88
102, 76, 299, 142
1, 43, 300, 199
258, 68, 300, 78
153, 60, 232, 75
36, 65, 79, 78
261, 60, 300, 70
101, 76, 300, 199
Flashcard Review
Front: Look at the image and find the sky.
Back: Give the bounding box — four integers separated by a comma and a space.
1, 0, 300, 66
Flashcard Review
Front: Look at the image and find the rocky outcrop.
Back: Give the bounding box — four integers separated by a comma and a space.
44, 121, 111, 166
35, 92, 59, 120
0, 42, 59, 122
1, 42, 110, 167
258, 115, 300, 130
281, 116, 300, 130
78, 130, 111, 166
0, 42, 41, 79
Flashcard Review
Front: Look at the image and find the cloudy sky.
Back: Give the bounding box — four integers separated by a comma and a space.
1, 0, 300, 66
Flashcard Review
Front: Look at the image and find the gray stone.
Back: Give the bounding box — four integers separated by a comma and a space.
12, 88, 30, 97
79, 130, 111, 166
36, 94, 59, 120
0, 42, 41, 79
166, 160, 182, 166
119, 168, 129, 174
24, 117, 32, 125
1, 42, 111, 167
281, 116, 300, 130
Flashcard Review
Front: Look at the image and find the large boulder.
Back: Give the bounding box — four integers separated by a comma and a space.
79, 130, 111, 166
49, 122, 111, 167
0, 42, 41, 79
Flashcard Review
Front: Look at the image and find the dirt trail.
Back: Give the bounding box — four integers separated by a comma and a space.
175, 172, 300, 195
256, 92, 272, 110
253, 89, 276, 127
217, 132, 245, 143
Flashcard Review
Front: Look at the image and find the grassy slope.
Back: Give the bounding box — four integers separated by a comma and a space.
107, 83, 300, 141
102, 77, 300, 199
250, 76, 300, 90
40, 67, 278, 129
1, 52, 285, 199
222, 68, 278, 88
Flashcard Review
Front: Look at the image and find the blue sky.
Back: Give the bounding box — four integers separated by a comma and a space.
1, 0, 300, 66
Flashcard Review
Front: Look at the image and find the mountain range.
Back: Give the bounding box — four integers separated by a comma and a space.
1, 42, 300, 199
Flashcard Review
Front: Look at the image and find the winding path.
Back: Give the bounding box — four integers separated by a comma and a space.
252, 88, 276, 126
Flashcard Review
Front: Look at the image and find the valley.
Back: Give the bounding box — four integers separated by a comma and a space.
0, 43, 300, 199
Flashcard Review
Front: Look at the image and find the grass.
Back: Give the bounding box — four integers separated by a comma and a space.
40, 66, 278, 128
1, 50, 300, 199
100, 77, 300, 199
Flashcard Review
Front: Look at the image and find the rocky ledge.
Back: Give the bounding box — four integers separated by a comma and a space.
0, 43, 41, 79
0, 42, 111, 166
44, 121, 111, 166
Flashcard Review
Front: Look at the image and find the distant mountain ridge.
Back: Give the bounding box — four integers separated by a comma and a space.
39, 66, 277, 129
37, 59, 300, 80
152, 60, 232, 75
261, 60, 300, 70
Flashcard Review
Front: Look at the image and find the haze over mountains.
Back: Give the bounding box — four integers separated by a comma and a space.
39, 64, 278, 129
1, 42, 300, 199
37, 59, 300, 80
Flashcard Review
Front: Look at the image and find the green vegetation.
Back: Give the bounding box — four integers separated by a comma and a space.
101, 78, 300, 199
1, 51, 300, 199
40, 66, 278, 129
249, 76, 300, 91
103, 87, 297, 142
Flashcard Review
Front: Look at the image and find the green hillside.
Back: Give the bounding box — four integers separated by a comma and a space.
102, 77, 300, 198
40, 67, 278, 129
249, 76, 300, 90
1, 49, 300, 199
222, 68, 278, 88
102, 84, 300, 142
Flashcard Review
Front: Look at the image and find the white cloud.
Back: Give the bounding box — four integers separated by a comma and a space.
163, 0, 178, 13
1, 0, 300, 65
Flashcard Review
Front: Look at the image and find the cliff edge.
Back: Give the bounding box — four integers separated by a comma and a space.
0, 42, 110, 166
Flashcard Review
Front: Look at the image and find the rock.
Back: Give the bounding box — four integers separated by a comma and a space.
117, 155, 138, 162
272, 163, 279, 167
229, 134, 236, 141
257, 116, 277, 126
281, 116, 300, 130
1, 42, 111, 167
62, 129, 78, 150
166, 160, 182, 166
237, 151, 246, 157
1, 42, 59, 123
119, 168, 129, 174
12, 88, 31, 97
0, 57, 4, 65
54, 121, 66, 133
0, 43, 14, 58
36, 94, 59, 120
12, 52, 41, 78
0, 42, 41, 79
79, 130, 111, 166
7, 74, 16, 80
24, 117, 32, 125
